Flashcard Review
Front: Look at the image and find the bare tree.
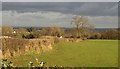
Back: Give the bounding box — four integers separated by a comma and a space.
71, 16, 88, 29
71, 16, 93, 38
41, 27, 64, 36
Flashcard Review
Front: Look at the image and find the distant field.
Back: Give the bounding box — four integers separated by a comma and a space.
8, 40, 118, 67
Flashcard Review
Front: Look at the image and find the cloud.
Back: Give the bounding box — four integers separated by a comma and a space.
88, 16, 118, 28
2, 11, 74, 27
2, 2, 118, 16
75, 3, 118, 16
2, 11, 118, 28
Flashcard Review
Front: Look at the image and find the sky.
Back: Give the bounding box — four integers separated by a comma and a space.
1, 0, 120, 2
1, 2, 119, 28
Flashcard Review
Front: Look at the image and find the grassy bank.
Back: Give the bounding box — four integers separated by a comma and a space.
8, 40, 118, 67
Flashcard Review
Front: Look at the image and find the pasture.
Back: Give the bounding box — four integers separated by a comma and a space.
8, 40, 118, 67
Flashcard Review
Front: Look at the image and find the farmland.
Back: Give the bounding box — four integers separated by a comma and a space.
7, 40, 118, 67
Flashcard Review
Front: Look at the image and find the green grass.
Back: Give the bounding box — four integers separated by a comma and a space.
8, 40, 118, 67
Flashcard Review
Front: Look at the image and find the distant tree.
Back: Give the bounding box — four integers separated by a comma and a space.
118, 28, 120, 40
90, 29, 118, 40
100, 29, 118, 39
2, 26, 14, 36
90, 32, 101, 39
71, 16, 93, 39
23, 33, 35, 39
13, 28, 28, 38
32, 30, 41, 38
27, 27, 33, 32
71, 16, 88, 29
41, 27, 64, 36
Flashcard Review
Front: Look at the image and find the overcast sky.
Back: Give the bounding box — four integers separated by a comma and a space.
2, 2, 118, 28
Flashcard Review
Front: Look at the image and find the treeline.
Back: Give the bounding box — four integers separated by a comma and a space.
90, 29, 119, 40
2, 26, 64, 39
2, 26, 91, 39
2, 26, 119, 40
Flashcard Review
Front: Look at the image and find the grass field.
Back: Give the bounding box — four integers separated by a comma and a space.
8, 40, 118, 67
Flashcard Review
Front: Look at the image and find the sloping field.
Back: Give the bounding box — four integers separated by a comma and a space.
8, 40, 118, 67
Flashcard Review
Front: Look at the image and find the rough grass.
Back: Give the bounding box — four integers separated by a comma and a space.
8, 40, 118, 67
